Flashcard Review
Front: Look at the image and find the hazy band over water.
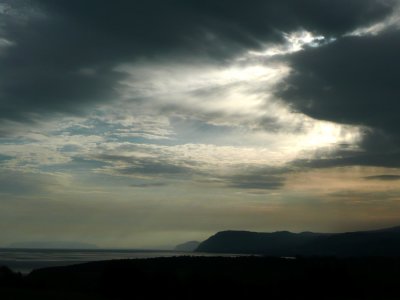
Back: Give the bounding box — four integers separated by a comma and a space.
0, 249, 241, 274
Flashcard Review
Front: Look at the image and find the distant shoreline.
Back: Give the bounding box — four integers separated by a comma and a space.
0, 248, 246, 274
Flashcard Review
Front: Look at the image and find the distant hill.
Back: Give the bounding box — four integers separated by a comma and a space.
196, 226, 400, 256
174, 241, 200, 252
6, 241, 98, 249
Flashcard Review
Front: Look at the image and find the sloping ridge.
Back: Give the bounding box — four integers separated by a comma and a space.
196, 226, 400, 256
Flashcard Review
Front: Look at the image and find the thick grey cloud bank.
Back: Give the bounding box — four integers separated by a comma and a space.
280, 30, 400, 134
0, 0, 394, 122
280, 28, 400, 168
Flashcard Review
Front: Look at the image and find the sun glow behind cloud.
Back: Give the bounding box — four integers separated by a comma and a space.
247, 30, 327, 57
112, 46, 362, 166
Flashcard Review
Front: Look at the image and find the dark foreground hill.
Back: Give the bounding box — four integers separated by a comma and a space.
196, 226, 400, 256
2, 257, 400, 299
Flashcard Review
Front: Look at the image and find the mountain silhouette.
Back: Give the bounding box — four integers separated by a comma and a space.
196, 226, 400, 256
174, 241, 200, 252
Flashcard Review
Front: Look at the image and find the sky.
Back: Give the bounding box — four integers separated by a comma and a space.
1, 0, 400, 249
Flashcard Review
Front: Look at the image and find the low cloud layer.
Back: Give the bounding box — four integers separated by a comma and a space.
364, 175, 400, 181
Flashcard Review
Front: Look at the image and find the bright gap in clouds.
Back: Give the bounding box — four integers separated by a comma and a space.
112, 30, 361, 168
247, 30, 327, 57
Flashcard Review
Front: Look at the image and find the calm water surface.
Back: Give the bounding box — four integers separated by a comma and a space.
0, 248, 241, 274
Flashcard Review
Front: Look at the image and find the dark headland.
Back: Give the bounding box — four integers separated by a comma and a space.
195, 226, 400, 256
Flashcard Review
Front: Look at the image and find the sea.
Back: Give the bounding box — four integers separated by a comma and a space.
0, 248, 241, 274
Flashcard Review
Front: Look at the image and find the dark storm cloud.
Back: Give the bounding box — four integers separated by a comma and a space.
280, 30, 400, 134
0, 0, 394, 122
279, 28, 400, 168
